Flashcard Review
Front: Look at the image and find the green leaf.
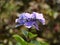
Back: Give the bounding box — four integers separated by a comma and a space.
30, 40, 49, 45
40, 42, 49, 45
22, 30, 37, 39
16, 42, 21, 45
22, 30, 28, 37
30, 40, 41, 45
28, 43, 35, 45
28, 32, 37, 39
13, 34, 27, 45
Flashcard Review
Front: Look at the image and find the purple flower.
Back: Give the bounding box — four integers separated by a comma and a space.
15, 12, 45, 30
33, 12, 45, 25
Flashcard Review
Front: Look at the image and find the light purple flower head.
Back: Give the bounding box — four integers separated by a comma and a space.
15, 12, 45, 30
33, 12, 45, 25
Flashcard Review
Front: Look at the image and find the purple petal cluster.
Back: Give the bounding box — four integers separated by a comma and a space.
15, 12, 45, 30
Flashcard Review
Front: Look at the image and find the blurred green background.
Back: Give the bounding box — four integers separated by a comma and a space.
0, 0, 60, 45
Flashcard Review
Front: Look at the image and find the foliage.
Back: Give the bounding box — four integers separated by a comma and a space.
0, 0, 60, 45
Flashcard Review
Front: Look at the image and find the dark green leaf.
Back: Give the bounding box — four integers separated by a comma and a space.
30, 40, 41, 45
22, 30, 28, 37
13, 34, 27, 45
28, 32, 37, 39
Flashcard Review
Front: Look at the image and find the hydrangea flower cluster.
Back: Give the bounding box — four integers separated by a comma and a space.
15, 12, 45, 30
